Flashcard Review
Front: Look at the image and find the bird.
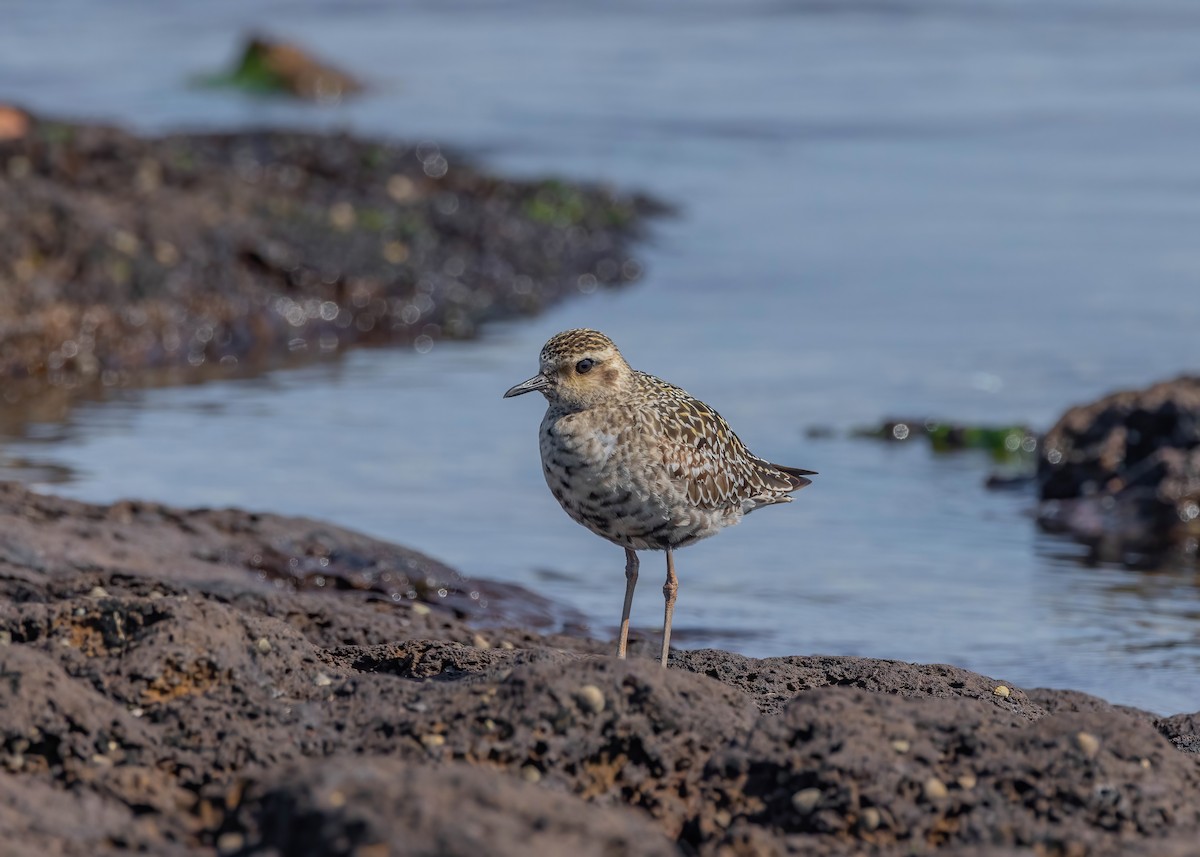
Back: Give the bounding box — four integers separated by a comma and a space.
503, 328, 815, 667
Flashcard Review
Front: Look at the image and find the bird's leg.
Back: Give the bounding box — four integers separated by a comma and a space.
616, 548, 639, 659
660, 548, 678, 668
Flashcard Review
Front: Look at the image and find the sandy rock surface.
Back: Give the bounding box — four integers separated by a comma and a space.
0, 482, 1197, 856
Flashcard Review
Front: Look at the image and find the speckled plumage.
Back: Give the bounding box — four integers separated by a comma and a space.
504, 328, 815, 665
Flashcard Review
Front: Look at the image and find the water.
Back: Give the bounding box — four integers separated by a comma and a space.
3, 0, 1200, 714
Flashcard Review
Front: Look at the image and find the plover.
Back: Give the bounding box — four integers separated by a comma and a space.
504, 329, 815, 666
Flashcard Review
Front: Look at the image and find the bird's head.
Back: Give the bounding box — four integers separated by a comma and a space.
503, 328, 633, 409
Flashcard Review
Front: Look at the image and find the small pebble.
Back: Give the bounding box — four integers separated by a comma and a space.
500, 640, 515, 650
0, 631, 11, 646
472, 633, 490, 649
216, 832, 245, 854
314, 672, 333, 687
326, 789, 346, 808
859, 807, 881, 831
387, 174, 416, 202
225, 784, 245, 808
382, 240, 409, 264
791, 788, 822, 814
521, 765, 541, 783
1075, 731, 1100, 759
411, 603, 431, 616
88, 586, 109, 598
890, 739, 911, 754
255, 637, 272, 654
420, 733, 445, 748
957, 774, 977, 790
993, 685, 1011, 698
328, 201, 356, 230
1141, 758, 1152, 769
576, 684, 606, 714
129, 707, 145, 718
6, 154, 31, 178
923, 777, 949, 800
713, 809, 732, 828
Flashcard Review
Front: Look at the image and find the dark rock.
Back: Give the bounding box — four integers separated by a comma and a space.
852, 418, 1037, 456
671, 649, 1044, 719
709, 688, 1200, 856
0, 103, 29, 141
850, 418, 1039, 487
2, 482, 1199, 855
0, 645, 158, 776
0, 115, 659, 429
1025, 686, 1157, 722
1037, 376, 1200, 560
1157, 711, 1200, 754
0, 770, 187, 857
211, 35, 365, 101
229, 757, 680, 857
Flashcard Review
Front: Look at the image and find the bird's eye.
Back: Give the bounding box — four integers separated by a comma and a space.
575, 358, 596, 374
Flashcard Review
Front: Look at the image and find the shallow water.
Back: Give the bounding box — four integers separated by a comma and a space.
4, 0, 1200, 713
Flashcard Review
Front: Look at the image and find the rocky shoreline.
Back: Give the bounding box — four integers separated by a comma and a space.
3, 111, 1199, 856
1, 482, 1197, 856
0, 111, 661, 420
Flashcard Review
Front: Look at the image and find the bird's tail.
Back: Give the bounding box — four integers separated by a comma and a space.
773, 464, 817, 492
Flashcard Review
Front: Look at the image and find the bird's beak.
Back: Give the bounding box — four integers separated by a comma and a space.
503, 373, 551, 398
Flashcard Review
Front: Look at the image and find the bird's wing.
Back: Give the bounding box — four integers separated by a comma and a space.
642, 378, 802, 511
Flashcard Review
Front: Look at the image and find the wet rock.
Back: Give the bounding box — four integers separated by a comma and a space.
1037, 375, 1200, 560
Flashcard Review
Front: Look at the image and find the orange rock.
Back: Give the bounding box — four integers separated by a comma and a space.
242, 36, 364, 101
0, 104, 30, 140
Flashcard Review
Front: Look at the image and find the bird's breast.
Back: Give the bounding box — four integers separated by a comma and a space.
539, 410, 630, 482
536, 408, 733, 550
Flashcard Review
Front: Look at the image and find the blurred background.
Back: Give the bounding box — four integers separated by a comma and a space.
2, 0, 1199, 713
